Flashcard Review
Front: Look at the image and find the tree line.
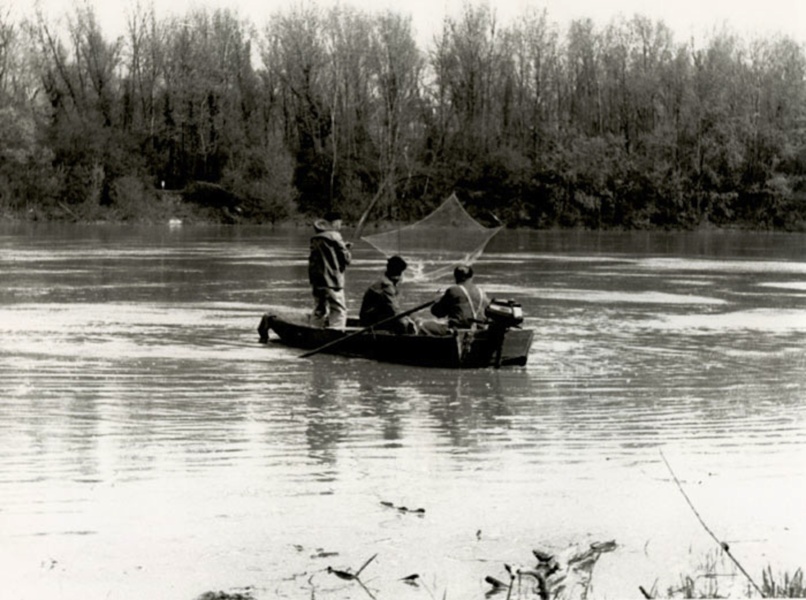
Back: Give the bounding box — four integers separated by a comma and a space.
1, 1, 805, 229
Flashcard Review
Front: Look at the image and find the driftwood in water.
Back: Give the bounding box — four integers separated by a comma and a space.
542, 540, 617, 600
488, 540, 617, 600
195, 591, 254, 600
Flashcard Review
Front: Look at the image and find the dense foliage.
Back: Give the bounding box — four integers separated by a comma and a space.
1, 1, 806, 228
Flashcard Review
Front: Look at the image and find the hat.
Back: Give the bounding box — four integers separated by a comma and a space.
386, 255, 408, 276
313, 211, 343, 232
454, 264, 473, 282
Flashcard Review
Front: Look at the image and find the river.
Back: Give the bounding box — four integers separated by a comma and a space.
1, 224, 804, 599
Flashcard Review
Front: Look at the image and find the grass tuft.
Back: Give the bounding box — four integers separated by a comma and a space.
762, 566, 806, 598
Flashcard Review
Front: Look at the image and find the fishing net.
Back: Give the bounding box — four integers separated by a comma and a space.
360, 193, 503, 280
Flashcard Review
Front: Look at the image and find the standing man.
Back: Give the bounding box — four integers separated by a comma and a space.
359, 255, 416, 334
309, 211, 352, 329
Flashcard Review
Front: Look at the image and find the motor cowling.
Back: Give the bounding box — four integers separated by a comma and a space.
484, 299, 524, 328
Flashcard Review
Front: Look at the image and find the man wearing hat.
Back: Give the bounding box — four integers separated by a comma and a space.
359, 255, 416, 334
308, 210, 352, 328
418, 264, 488, 335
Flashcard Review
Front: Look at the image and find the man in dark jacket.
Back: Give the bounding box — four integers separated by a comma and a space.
359, 255, 415, 334
418, 264, 488, 335
309, 211, 352, 328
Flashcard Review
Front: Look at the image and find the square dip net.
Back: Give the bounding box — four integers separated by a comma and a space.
360, 193, 503, 280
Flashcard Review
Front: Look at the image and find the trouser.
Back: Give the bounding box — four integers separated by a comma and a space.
416, 319, 451, 336
311, 287, 347, 328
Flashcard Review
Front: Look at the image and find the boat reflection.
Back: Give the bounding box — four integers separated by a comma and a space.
302, 357, 533, 460
304, 362, 350, 469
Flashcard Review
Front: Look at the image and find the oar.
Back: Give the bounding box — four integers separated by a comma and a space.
300, 300, 436, 359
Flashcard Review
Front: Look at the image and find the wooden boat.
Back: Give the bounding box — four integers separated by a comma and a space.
258, 313, 534, 368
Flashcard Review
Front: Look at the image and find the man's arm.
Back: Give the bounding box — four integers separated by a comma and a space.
334, 234, 352, 269
430, 287, 456, 318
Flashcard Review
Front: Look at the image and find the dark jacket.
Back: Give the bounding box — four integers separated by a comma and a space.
431, 281, 488, 328
359, 275, 409, 333
308, 230, 351, 289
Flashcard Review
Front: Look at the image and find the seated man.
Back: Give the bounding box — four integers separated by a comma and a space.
418, 264, 488, 336
359, 255, 416, 334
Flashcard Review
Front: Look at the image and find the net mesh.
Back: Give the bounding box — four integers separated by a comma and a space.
360, 193, 503, 280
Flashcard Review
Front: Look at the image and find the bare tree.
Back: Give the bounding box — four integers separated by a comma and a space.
366, 11, 423, 206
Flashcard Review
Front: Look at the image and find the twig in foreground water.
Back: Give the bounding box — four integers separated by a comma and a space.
659, 449, 764, 597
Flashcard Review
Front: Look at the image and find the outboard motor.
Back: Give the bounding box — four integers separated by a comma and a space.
484, 299, 524, 329
483, 299, 524, 368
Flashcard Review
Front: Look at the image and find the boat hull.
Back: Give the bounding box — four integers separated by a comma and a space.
258, 314, 533, 368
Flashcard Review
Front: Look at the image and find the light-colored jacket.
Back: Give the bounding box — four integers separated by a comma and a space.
308, 229, 351, 289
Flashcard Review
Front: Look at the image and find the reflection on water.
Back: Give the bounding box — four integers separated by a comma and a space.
0, 224, 805, 599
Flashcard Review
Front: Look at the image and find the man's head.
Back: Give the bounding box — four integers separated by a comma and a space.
324, 210, 342, 230
454, 264, 473, 283
385, 255, 408, 283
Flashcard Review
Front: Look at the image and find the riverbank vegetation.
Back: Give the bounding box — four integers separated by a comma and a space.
2, 1, 806, 229
657, 552, 806, 598
191, 549, 806, 599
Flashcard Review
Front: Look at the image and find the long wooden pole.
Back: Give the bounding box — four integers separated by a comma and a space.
300, 300, 435, 359
353, 180, 387, 242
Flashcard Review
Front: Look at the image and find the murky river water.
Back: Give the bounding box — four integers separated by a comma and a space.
1, 224, 805, 600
